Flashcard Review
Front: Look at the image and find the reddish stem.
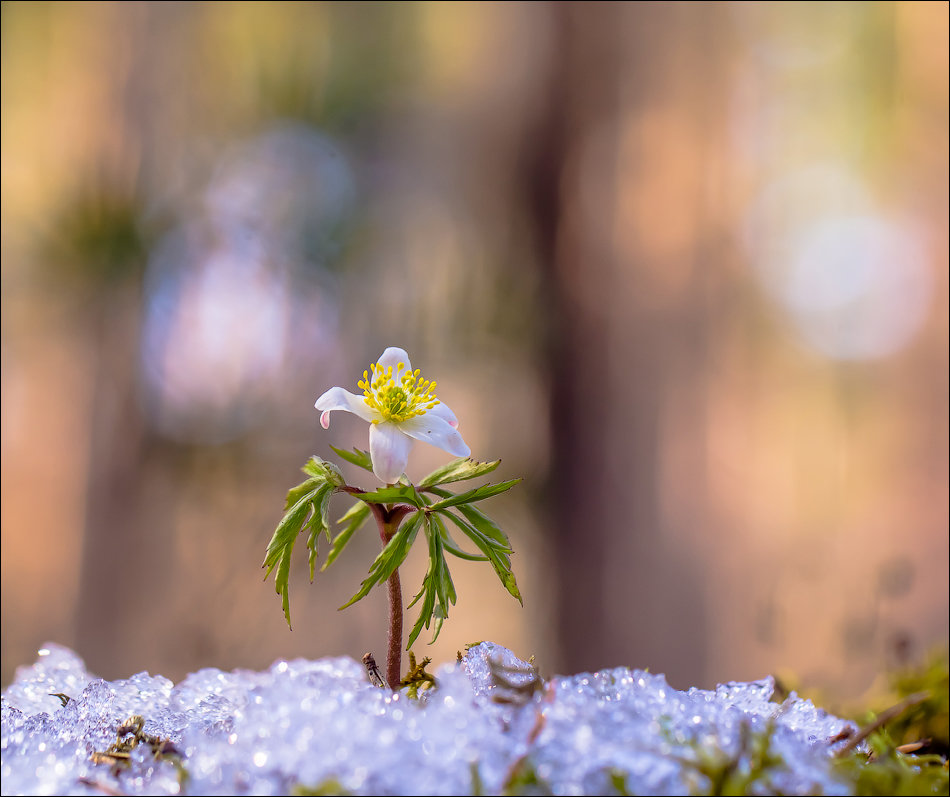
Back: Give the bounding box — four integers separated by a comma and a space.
368, 501, 413, 690
385, 566, 403, 690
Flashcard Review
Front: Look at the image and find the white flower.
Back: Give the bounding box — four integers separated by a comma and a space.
315, 347, 471, 483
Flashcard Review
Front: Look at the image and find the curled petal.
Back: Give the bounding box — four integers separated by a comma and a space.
427, 400, 460, 429
375, 347, 412, 376
314, 387, 378, 427
397, 413, 470, 458
370, 422, 413, 483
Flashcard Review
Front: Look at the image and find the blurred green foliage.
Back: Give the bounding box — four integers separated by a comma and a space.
44, 182, 152, 289
884, 649, 950, 756
831, 648, 949, 796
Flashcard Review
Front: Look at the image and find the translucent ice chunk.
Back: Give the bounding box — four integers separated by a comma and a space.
1, 641, 857, 796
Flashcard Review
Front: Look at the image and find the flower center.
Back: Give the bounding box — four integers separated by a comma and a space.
359, 361, 440, 423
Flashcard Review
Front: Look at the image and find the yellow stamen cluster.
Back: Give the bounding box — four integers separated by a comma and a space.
359, 361, 440, 424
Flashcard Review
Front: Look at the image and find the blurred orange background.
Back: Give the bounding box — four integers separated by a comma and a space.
2, 1, 947, 700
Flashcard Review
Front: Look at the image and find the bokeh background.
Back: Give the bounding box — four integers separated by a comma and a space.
2, 1, 947, 702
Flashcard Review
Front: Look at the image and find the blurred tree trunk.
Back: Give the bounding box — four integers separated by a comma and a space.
73, 287, 148, 669
70, 3, 170, 676
529, 2, 728, 685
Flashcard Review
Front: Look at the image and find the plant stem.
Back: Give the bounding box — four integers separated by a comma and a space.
385, 555, 403, 690
369, 502, 413, 690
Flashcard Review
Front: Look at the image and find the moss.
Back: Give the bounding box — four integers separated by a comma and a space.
884, 648, 949, 756
834, 728, 949, 796
400, 651, 438, 699
831, 648, 949, 796
87, 713, 188, 789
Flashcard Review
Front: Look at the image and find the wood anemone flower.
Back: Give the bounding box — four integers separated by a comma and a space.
314, 347, 470, 483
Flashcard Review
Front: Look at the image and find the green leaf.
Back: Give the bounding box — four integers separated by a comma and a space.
455, 502, 514, 552
322, 501, 371, 572
323, 462, 345, 487
418, 457, 501, 489
439, 534, 489, 562
434, 511, 489, 561
439, 510, 508, 566
439, 510, 522, 605
264, 492, 316, 577
329, 445, 374, 472
340, 511, 424, 609
338, 498, 372, 525
355, 483, 425, 508
438, 572, 457, 611
492, 561, 522, 605
302, 457, 331, 480
263, 490, 316, 629
407, 515, 458, 648
407, 577, 435, 647
302, 457, 345, 488
304, 485, 334, 580
429, 486, 513, 551
265, 465, 341, 627
432, 515, 458, 606
428, 479, 521, 510
275, 533, 297, 628
307, 524, 320, 582
284, 478, 321, 511
319, 486, 333, 539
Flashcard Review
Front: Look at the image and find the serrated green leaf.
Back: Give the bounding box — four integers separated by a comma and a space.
264, 492, 315, 577
322, 501, 371, 572
307, 524, 320, 582
406, 581, 425, 610
439, 510, 522, 605
337, 499, 372, 525
329, 445, 374, 472
407, 575, 436, 648
438, 510, 505, 563
428, 479, 521, 510
439, 534, 489, 562
323, 461, 346, 487
302, 484, 334, 580
263, 493, 313, 629
418, 457, 502, 489
284, 478, 322, 511
455, 502, 513, 552
355, 483, 424, 508
407, 516, 457, 648
429, 486, 514, 551
430, 514, 457, 606
496, 566, 522, 605
440, 553, 457, 605
443, 562, 457, 604
303, 457, 332, 481
340, 511, 424, 609
407, 518, 439, 647
275, 533, 297, 628
319, 487, 333, 541
266, 476, 335, 627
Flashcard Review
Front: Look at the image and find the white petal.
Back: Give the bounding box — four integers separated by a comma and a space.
427, 400, 460, 429
314, 387, 378, 426
397, 413, 471, 457
370, 422, 413, 483
376, 347, 412, 377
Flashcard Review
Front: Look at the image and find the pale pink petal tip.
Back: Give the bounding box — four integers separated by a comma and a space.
320, 411, 331, 429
